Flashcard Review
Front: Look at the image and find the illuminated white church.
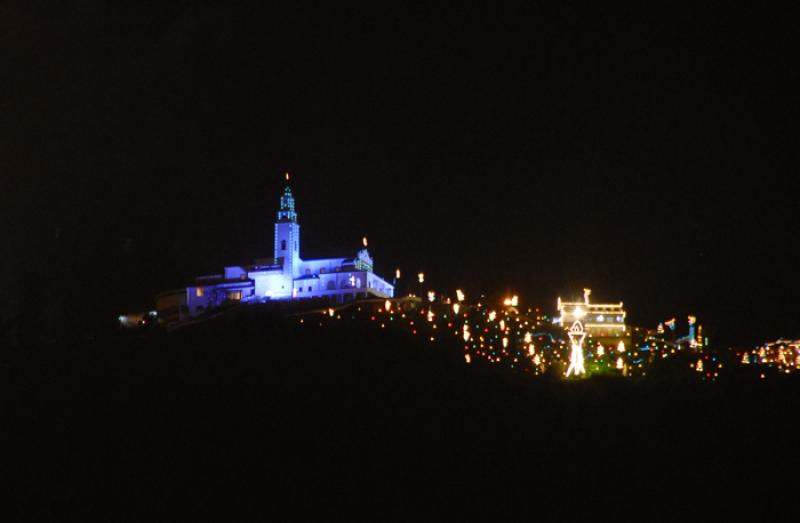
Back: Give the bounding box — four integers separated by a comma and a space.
156, 181, 394, 321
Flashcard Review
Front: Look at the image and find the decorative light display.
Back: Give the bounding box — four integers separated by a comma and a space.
456, 289, 465, 302
418, 272, 425, 284
565, 321, 587, 377
503, 295, 519, 307
427, 291, 436, 302
290, 283, 795, 383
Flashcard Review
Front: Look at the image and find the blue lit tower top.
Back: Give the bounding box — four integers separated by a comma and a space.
274, 174, 301, 272
277, 185, 297, 223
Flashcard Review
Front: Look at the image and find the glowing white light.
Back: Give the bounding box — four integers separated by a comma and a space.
488, 311, 496, 322
617, 341, 625, 353
597, 314, 604, 322
502, 337, 508, 348
385, 300, 392, 311
503, 295, 519, 307
418, 272, 425, 284
456, 289, 465, 302
533, 354, 541, 366
573, 306, 585, 319
499, 319, 505, 332
453, 303, 460, 315
524, 332, 532, 344
285, 172, 290, 181
328, 308, 335, 317
596, 344, 605, 357
427, 309, 434, 322
396, 268, 401, 279
427, 291, 436, 302
528, 344, 535, 356
463, 326, 471, 342
465, 354, 471, 363
565, 321, 587, 377
616, 357, 624, 369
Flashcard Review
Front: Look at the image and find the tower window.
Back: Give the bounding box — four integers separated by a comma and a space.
196, 288, 204, 298
281, 240, 286, 250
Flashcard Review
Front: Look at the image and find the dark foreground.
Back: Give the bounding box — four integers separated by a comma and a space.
3, 308, 798, 519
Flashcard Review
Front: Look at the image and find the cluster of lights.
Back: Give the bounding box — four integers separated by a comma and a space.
292, 283, 799, 383
296, 290, 711, 380
735, 338, 800, 376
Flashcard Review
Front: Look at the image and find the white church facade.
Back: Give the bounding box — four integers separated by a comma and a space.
156, 183, 394, 322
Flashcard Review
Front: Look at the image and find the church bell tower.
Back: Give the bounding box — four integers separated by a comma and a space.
274, 177, 301, 278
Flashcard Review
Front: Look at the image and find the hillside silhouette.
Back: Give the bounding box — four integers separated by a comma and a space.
2, 306, 796, 518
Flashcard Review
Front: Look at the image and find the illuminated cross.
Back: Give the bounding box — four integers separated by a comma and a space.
565, 321, 586, 377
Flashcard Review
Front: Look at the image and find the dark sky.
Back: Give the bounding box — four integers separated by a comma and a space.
2, 3, 798, 345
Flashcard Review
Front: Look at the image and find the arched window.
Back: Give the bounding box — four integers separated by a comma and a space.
327, 281, 335, 290
281, 240, 286, 250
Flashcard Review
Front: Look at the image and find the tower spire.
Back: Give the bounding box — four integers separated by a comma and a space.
277, 174, 297, 223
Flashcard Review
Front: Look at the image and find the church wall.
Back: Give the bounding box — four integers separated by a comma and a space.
251, 271, 291, 299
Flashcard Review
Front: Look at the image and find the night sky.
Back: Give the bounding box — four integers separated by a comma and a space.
2, 4, 798, 345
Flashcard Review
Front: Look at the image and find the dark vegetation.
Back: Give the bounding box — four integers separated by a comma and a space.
2, 307, 797, 519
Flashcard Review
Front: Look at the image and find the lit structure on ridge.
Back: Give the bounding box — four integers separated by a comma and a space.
556, 288, 627, 340
155, 178, 394, 323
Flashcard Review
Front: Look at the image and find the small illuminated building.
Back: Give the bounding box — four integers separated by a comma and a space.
556, 288, 627, 339
157, 181, 394, 322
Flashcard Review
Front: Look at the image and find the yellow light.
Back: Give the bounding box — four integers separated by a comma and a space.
453, 303, 460, 315
384, 300, 392, 311
488, 311, 496, 322
617, 341, 625, 353
362, 236, 368, 247
456, 289, 465, 302
328, 308, 335, 317
499, 320, 505, 331
285, 172, 290, 181
574, 306, 585, 319
427, 309, 434, 322
418, 272, 425, 283
502, 337, 508, 348
396, 268, 401, 279
597, 344, 605, 357
524, 332, 532, 344
463, 327, 470, 342
528, 344, 535, 356
465, 354, 471, 364
503, 295, 519, 307
533, 354, 541, 366
616, 357, 624, 369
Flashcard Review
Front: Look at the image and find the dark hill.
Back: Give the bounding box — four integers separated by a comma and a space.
2, 307, 797, 519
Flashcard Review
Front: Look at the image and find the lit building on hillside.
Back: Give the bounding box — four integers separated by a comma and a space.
556, 288, 627, 339
156, 180, 394, 323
